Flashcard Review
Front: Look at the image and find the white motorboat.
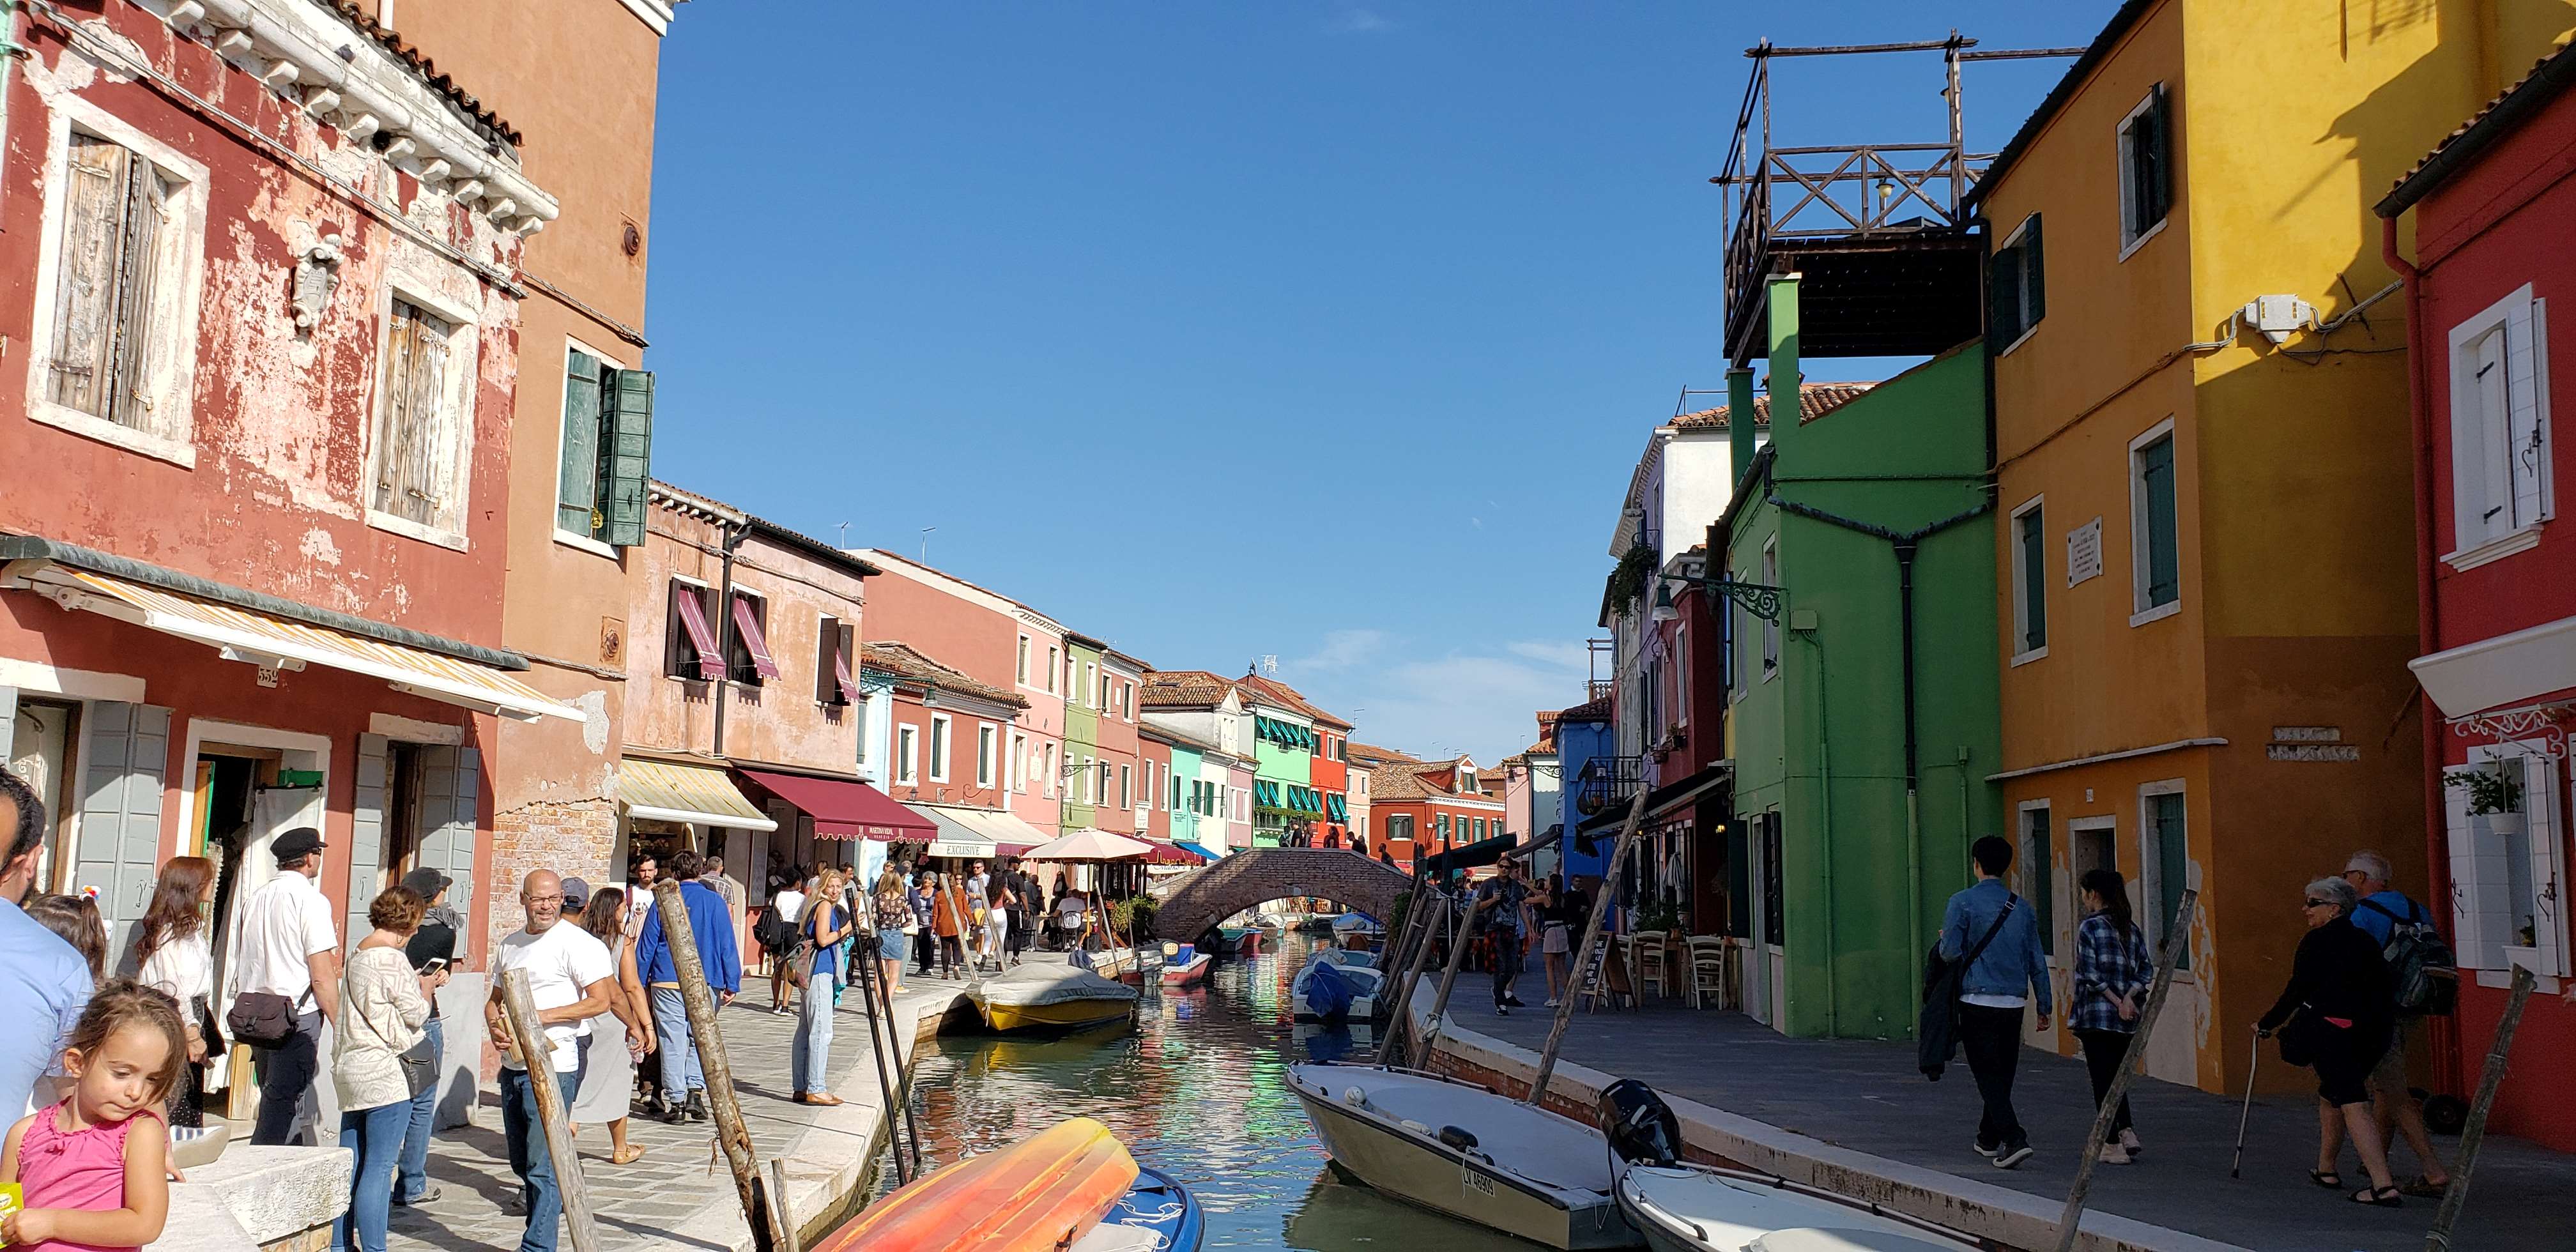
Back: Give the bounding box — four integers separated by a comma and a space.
1600, 1081, 1979, 1252
1292, 949, 1385, 1021
1285, 1062, 1639, 1249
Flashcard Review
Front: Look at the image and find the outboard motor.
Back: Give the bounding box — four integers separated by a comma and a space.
1598, 1078, 1682, 1168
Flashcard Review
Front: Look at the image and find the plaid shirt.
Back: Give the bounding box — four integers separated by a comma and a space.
2071, 912, 2153, 1033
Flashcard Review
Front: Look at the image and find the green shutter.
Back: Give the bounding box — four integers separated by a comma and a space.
2150, 792, 2189, 970
600, 368, 655, 548
2020, 507, 2048, 652
2023, 213, 2044, 326
2142, 435, 2179, 607
1989, 244, 2023, 343
557, 349, 602, 536
2143, 87, 2171, 224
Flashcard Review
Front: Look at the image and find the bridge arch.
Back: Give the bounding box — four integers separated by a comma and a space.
1149, 848, 1408, 940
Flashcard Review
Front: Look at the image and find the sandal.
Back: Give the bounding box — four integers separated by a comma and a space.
2350, 1186, 2404, 1207
610, 1145, 646, 1166
2400, 1175, 2448, 1198
2307, 1170, 2342, 1189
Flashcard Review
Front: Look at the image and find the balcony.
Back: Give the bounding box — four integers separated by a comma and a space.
1586, 678, 1616, 705
1570, 755, 1646, 819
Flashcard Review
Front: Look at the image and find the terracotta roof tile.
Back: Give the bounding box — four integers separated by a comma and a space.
321, 2, 523, 148
1345, 741, 1420, 767
861, 642, 1028, 710
1234, 673, 1353, 729
2380, 40, 2576, 215
1671, 383, 1875, 432
1557, 696, 1613, 723
1140, 670, 1236, 708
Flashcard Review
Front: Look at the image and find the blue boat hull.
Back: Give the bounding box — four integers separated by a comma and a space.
1093, 1165, 1203, 1251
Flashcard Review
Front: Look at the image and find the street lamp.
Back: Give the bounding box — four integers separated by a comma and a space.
1653, 572, 1786, 624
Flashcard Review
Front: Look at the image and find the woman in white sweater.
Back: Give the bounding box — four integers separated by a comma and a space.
335, 887, 446, 1252
134, 856, 218, 1127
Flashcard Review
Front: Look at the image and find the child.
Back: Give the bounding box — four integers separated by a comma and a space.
0, 981, 185, 1251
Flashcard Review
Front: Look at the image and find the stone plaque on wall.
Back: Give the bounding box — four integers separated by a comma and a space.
2067, 518, 2104, 587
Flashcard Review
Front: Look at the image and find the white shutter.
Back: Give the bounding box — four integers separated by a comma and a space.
2505, 298, 2547, 530
416, 745, 480, 950
346, 734, 390, 950
0, 686, 19, 764
2522, 754, 2566, 976
77, 701, 170, 955
2444, 781, 2505, 970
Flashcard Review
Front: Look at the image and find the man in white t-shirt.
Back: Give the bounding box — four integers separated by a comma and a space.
231, 827, 342, 1145
486, 870, 619, 1252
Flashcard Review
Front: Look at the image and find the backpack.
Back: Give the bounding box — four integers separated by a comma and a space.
2359, 896, 2457, 1018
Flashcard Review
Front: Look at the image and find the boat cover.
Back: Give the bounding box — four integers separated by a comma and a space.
1621, 1168, 1976, 1251
975, 963, 1140, 1009
1749, 1230, 1967, 1252
1305, 961, 1358, 1018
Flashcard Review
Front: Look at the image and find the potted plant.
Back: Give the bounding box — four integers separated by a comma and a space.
2444, 765, 2524, 837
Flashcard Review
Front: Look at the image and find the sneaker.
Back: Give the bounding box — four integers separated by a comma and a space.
2097, 1144, 2133, 1165
1993, 1143, 2035, 1170
505, 1191, 528, 1217
1504, 995, 1528, 1008
1972, 1140, 2000, 1159
2118, 1129, 2142, 1154
685, 1092, 710, 1123
392, 1186, 443, 1207
660, 1101, 689, 1126
1544, 997, 1560, 1008
1496, 1005, 1510, 1016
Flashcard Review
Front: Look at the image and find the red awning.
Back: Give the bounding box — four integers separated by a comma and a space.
737, 768, 933, 841
732, 596, 781, 679
1142, 839, 1203, 865
673, 588, 721, 681
832, 646, 861, 705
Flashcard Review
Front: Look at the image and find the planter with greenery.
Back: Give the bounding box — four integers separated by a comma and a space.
1607, 544, 1658, 619
2444, 765, 2525, 837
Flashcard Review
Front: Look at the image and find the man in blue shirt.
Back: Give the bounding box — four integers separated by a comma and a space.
0, 770, 92, 1122
634, 848, 741, 1125
2339, 849, 2451, 1195
1938, 836, 2050, 1170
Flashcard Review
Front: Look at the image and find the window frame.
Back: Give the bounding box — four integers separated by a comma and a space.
363, 283, 483, 550
2448, 742, 2569, 979
663, 576, 718, 682
2010, 494, 2050, 664
2442, 285, 2555, 571
1016, 635, 1032, 686
2128, 418, 2182, 626
1046, 645, 1061, 693
1010, 733, 1027, 794
552, 335, 629, 558
976, 722, 996, 789
2115, 86, 2172, 259
927, 713, 952, 783
24, 96, 210, 469
1991, 212, 2046, 356
814, 614, 854, 706
2136, 780, 2192, 973
895, 724, 919, 786
2018, 800, 2057, 959
1119, 763, 1132, 811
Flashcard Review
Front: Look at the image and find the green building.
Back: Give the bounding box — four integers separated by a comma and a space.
1246, 701, 1314, 848
1722, 335, 2002, 1040
1062, 636, 1103, 832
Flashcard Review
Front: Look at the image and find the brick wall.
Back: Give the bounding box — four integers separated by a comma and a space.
1153, 848, 1407, 938
486, 797, 618, 956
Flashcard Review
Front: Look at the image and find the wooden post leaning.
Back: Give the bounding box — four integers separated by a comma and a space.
2425, 966, 2537, 1252
1383, 890, 1449, 1064
496, 967, 601, 1252
653, 879, 776, 1252
1410, 883, 1490, 1071
2051, 887, 2198, 1252
769, 1156, 805, 1252
1527, 788, 1650, 1106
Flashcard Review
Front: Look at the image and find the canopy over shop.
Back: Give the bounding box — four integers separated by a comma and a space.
617, 756, 778, 874
1567, 761, 1733, 933
733, 766, 938, 892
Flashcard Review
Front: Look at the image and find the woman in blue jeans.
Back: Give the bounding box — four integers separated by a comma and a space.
335, 887, 444, 1252
792, 869, 851, 1105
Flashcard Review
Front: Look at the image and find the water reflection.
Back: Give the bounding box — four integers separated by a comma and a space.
870, 934, 1522, 1249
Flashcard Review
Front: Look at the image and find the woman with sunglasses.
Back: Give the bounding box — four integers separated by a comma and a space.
2256, 875, 2404, 1207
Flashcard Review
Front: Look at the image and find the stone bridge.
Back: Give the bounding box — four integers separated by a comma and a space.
1149, 848, 1409, 940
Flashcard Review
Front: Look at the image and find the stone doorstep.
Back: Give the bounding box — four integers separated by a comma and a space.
1407, 1000, 2250, 1252
146, 1144, 353, 1252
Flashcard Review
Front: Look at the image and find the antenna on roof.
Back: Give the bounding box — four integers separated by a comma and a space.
835, 522, 850, 547
1262, 655, 1280, 675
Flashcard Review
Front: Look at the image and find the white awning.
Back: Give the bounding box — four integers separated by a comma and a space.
620, 759, 777, 832
912, 804, 998, 859
2411, 613, 2576, 717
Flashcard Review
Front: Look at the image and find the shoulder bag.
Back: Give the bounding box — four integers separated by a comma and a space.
1917, 895, 2018, 1081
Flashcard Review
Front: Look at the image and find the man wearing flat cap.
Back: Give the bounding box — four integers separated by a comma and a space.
230, 826, 342, 1145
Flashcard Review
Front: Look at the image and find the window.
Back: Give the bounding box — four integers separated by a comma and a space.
1472, 818, 1487, 839
2139, 784, 2190, 970
928, 714, 952, 782
1675, 629, 1690, 722
976, 724, 996, 788
1436, 814, 1450, 841
31, 113, 205, 464
2011, 498, 2048, 660
367, 296, 478, 543
1116, 681, 1130, 719
2444, 286, 2554, 567
726, 590, 779, 685
815, 616, 856, 705
1043, 744, 1057, 798
1388, 814, 1414, 846
1990, 213, 2045, 349
664, 579, 719, 681
1011, 734, 1027, 793
853, 696, 871, 763
1016, 635, 1031, 685
2020, 802, 2055, 958
2446, 747, 2568, 975
556, 345, 654, 549
1170, 770, 1182, 811
896, 725, 918, 785
1761, 812, 1785, 947
2117, 87, 2172, 254
1760, 539, 1781, 675
2129, 422, 2181, 621
1118, 764, 1132, 810
1046, 645, 1060, 692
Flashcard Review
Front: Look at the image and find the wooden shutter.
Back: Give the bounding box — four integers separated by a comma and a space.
415, 745, 480, 956
346, 734, 391, 950
2504, 299, 2548, 531
76, 701, 170, 956
2142, 436, 2180, 606
2142, 87, 2172, 227
1988, 241, 2022, 344
105, 165, 168, 432
49, 137, 132, 420
816, 616, 841, 704
2019, 507, 2047, 652
600, 369, 655, 548
2151, 792, 2190, 970
376, 302, 452, 526
557, 349, 603, 537
2022, 214, 2044, 327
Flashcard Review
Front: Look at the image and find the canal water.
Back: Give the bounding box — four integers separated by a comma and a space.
866, 930, 1524, 1249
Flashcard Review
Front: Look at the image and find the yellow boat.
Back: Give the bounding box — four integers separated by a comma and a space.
970, 963, 1140, 1034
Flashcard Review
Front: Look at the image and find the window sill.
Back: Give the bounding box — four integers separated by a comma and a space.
2011, 646, 2050, 668
2117, 217, 2168, 263
2128, 600, 2181, 629
553, 530, 618, 560
1761, 665, 1780, 683
2441, 528, 2543, 574
367, 509, 469, 552
30, 402, 196, 468
1996, 323, 2043, 360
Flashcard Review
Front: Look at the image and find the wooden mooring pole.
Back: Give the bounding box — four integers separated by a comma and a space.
496, 968, 601, 1252
1381, 890, 1448, 1063
2052, 888, 2198, 1252
2425, 966, 2536, 1252
1528, 788, 1650, 1106
1409, 882, 1489, 1071
654, 878, 778, 1252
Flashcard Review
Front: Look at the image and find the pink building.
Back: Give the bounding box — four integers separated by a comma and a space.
856, 550, 1066, 841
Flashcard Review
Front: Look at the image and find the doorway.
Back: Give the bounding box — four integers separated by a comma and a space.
8, 698, 80, 893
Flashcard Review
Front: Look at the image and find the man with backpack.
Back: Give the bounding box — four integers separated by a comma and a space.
1934, 837, 2050, 1170
2338, 850, 2452, 1196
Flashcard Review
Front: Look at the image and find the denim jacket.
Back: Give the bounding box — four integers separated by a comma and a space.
1938, 878, 2048, 1002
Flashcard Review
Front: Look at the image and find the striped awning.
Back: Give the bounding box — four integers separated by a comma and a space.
23, 565, 581, 722
620, 759, 776, 831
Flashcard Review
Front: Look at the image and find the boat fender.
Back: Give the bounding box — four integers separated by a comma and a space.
1399, 1118, 1434, 1137
1436, 1125, 1480, 1152
1341, 1086, 1369, 1107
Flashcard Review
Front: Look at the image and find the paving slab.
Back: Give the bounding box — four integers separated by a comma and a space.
1436, 970, 2572, 1252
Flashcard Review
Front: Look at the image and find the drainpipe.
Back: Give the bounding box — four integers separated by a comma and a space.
2383, 214, 2455, 1092
1727, 366, 1759, 494
710, 519, 749, 759
1797, 620, 1836, 1035
1, 0, 22, 231
1896, 539, 1926, 965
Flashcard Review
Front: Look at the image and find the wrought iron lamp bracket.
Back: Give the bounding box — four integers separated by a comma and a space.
1666, 572, 1787, 623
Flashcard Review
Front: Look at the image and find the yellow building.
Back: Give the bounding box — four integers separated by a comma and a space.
1976, 0, 2575, 1096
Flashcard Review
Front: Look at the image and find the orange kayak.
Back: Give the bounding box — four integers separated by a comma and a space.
817, 1117, 1140, 1252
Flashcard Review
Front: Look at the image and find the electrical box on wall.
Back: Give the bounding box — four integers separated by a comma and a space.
2241, 295, 2317, 344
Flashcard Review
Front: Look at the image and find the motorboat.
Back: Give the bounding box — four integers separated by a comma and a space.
1162, 942, 1212, 986
1284, 1062, 1637, 1249
1218, 920, 1278, 956
818, 1117, 1137, 1251
1600, 1081, 1977, 1252
970, 963, 1141, 1034
1292, 949, 1384, 1021
1068, 1166, 1204, 1252
1331, 911, 1383, 949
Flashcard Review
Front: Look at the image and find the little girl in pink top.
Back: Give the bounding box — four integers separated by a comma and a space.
0, 982, 185, 1252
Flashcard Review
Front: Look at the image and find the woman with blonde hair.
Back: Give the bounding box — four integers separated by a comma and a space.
871, 868, 912, 997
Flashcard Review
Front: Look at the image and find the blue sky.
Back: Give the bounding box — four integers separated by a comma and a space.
646, 2, 2114, 766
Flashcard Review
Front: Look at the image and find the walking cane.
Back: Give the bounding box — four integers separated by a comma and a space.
2228, 1025, 2261, 1179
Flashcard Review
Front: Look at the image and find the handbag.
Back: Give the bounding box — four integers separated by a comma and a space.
395, 1034, 438, 1101
2275, 1005, 2326, 1067
226, 991, 298, 1048
1917, 896, 2019, 1081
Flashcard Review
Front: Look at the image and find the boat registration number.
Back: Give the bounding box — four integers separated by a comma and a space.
1462, 1172, 1496, 1198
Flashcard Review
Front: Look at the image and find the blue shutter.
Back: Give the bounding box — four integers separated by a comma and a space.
77, 701, 170, 956
600, 369, 655, 548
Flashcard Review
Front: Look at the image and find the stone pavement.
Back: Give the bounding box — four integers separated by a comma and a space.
385, 970, 968, 1252
1455, 970, 2573, 1252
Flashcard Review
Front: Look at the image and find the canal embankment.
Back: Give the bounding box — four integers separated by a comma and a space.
1409, 982, 2575, 1252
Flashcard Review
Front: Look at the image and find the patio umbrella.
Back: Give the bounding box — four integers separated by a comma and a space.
1020, 830, 1153, 861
